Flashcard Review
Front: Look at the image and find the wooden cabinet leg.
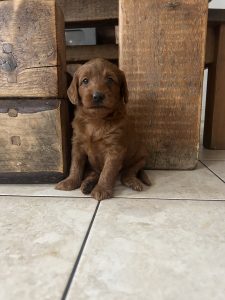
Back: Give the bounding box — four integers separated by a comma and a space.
204, 24, 225, 149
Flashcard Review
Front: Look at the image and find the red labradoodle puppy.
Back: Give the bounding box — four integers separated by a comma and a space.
56, 58, 150, 200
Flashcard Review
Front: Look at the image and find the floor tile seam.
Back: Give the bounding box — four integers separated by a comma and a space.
199, 160, 225, 183
0, 194, 224, 201
61, 201, 100, 300
199, 158, 225, 161
0, 194, 90, 200
113, 197, 225, 202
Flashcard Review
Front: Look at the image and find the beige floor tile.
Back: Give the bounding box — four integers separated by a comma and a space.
202, 160, 225, 182
199, 146, 225, 161
114, 162, 225, 200
0, 163, 224, 201
0, 196, 96, 300
67, 198, 225, 300
0, 183, 87, 198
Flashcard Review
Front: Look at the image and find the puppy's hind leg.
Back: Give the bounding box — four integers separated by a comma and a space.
121, 158, 150, 191
137, 169, 151, 186
81, 170, 99, 195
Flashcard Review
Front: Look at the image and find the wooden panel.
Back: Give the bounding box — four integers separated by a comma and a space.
204, 24, 225, 149
208, 9, 225, 24
0, 99, 69, 183
96, 26, 116, 44
64, 0, 118, 23
57, 0, 65, 13
66, 44, 118, 63
115, 26, 119, 44
0, 0, 66, 98
205, 26, 216, 65
119, 0, 208, 169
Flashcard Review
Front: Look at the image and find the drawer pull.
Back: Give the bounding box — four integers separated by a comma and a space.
11, 136, 21, 146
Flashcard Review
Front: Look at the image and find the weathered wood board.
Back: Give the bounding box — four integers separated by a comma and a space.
64, 0, 118, 23
66, 45, 118, 63
0, 99, 69, 183
0, 0, 66, 98
119, 0, 208, 169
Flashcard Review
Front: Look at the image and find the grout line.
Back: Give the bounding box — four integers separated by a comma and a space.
0, 194, 224, 201
112, 197, 225, 202
199, 160, 225, 184
0, 194, 90, 199
61, 201, 100, 300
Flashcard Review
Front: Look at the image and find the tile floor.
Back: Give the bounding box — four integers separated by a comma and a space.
0, 145, 224, 300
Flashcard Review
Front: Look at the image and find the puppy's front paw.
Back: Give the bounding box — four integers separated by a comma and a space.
55, 177, 80, 191
91, 184, 113, 201
81, 179, 97, 195
121, 176, 143, 191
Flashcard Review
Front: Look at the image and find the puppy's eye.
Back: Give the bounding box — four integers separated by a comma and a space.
107, 77, 114, 83
81, 78, 89, 85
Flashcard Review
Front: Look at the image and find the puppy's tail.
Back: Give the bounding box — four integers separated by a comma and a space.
137, 169, 151, 186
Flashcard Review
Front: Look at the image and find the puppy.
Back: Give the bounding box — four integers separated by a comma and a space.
56, 58, 150, 200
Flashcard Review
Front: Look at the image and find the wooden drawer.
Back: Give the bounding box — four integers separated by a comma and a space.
0, 99, 69, 183
0, 0, 66, 98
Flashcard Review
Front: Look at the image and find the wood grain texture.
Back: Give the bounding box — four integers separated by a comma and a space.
0, 99, 69, 180
64, 0, 118, 23
0, 0, 66, 98
204, 24, 225, 149
66, 44, 118, 63
119, 0, 208, 169
57, 0, 65, 13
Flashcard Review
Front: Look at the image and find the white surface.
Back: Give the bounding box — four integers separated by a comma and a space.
209, 0, 225, 8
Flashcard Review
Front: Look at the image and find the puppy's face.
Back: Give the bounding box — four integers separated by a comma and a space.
67, 59, 128, 116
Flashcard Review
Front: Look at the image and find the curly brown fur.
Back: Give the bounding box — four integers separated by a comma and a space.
56, 58, 150, 200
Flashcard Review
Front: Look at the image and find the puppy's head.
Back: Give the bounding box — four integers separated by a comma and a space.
67, 58, 128, 116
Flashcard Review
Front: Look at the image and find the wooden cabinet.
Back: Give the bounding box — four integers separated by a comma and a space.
0, 0, 66, 98
0, 1, 69, 183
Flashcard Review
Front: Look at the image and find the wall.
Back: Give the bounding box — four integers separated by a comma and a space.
209, 0, 225, 8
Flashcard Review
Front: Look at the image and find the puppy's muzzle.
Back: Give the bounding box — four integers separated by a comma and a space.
92, 91, 105, 105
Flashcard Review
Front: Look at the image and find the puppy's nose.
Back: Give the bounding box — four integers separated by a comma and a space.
92, 91, 105, 104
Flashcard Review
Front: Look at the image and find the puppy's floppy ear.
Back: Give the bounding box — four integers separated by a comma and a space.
67, 72, 80, 105
119, 70, 129, 104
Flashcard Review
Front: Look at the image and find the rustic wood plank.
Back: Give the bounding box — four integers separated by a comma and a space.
0, 0, 66, 98
115, 26, 119, 44
119, 0, 208, 169
0, 67, 64, 98
64, 0, 118, 23
56, 0, 67, 95
204, 24, 225, 149
57, 0, 64, 13
0, 99, 69, 182
0, 172, 66, 184
66, 44, 118, 63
